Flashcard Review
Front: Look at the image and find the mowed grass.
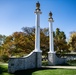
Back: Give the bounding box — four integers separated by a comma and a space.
0, 64, 76, 75
33, 69, 76, 75
0, 65, 13, 75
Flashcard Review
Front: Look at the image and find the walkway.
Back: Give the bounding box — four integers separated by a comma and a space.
42, 66, 76, 69
0, 62, 8, 65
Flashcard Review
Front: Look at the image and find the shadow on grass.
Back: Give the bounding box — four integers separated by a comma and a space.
14, 68, 56, 75
0, 65, 56, 75
0, 65, 8, 74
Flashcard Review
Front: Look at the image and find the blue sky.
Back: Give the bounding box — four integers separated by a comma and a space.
0, 0, 76, 39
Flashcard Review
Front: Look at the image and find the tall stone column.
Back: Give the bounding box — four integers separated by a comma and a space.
48, 12, 56, 65
48, 12, 66, 65
34, 2, 42, 68
48, 12, 55, 53
34, 2, 42, 52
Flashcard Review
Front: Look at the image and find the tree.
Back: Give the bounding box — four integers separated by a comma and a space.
0, 34, 6, 56
0, 34, 6, 46
22, 27, 49, 56
2, 31, 35, 57
54, 28, 68, 54
68, 32, 76, 52
40, 30, 49, 56
42, 28, 49, 36
2, 27, 68, 58
22, 27, 35, 34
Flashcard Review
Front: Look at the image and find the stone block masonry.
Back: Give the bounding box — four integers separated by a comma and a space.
8, 51, 42, 73
48, 53, 66, 65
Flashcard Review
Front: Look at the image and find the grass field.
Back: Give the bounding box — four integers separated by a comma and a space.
0, 64, 76, 75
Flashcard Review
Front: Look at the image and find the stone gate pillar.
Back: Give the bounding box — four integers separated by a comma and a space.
34, 2, 42, 52
48, 12, 56, 65
48, 12, 54, 53
34, 2, 42, 67
48, 12, 66, 65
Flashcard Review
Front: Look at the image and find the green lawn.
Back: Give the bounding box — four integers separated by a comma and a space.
33, 69, 76, 75
0, 64, 76, 75
0, 65, 13, 75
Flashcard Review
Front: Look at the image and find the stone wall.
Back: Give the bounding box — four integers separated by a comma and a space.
8, 51, 42, 73
48, 53, 66, 65
57, 54, 76, 61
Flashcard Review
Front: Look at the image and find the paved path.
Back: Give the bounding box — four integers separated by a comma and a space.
0, 62, 8, 65
42, 66, 76, 69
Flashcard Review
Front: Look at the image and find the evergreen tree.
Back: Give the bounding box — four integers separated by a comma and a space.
68, 32, 76, 52
54, 28, 68, 54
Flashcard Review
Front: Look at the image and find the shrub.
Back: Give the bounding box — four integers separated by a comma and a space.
67, 60, 76, 66
0, 55, 9, 63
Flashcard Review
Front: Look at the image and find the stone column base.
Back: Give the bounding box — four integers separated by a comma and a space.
48, 53, 66, 65
35, 52, 42, 68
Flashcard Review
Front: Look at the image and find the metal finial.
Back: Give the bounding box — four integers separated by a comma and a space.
49, 11, 52, 17
36, 1, 40, 11
48, 11, 54, 21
